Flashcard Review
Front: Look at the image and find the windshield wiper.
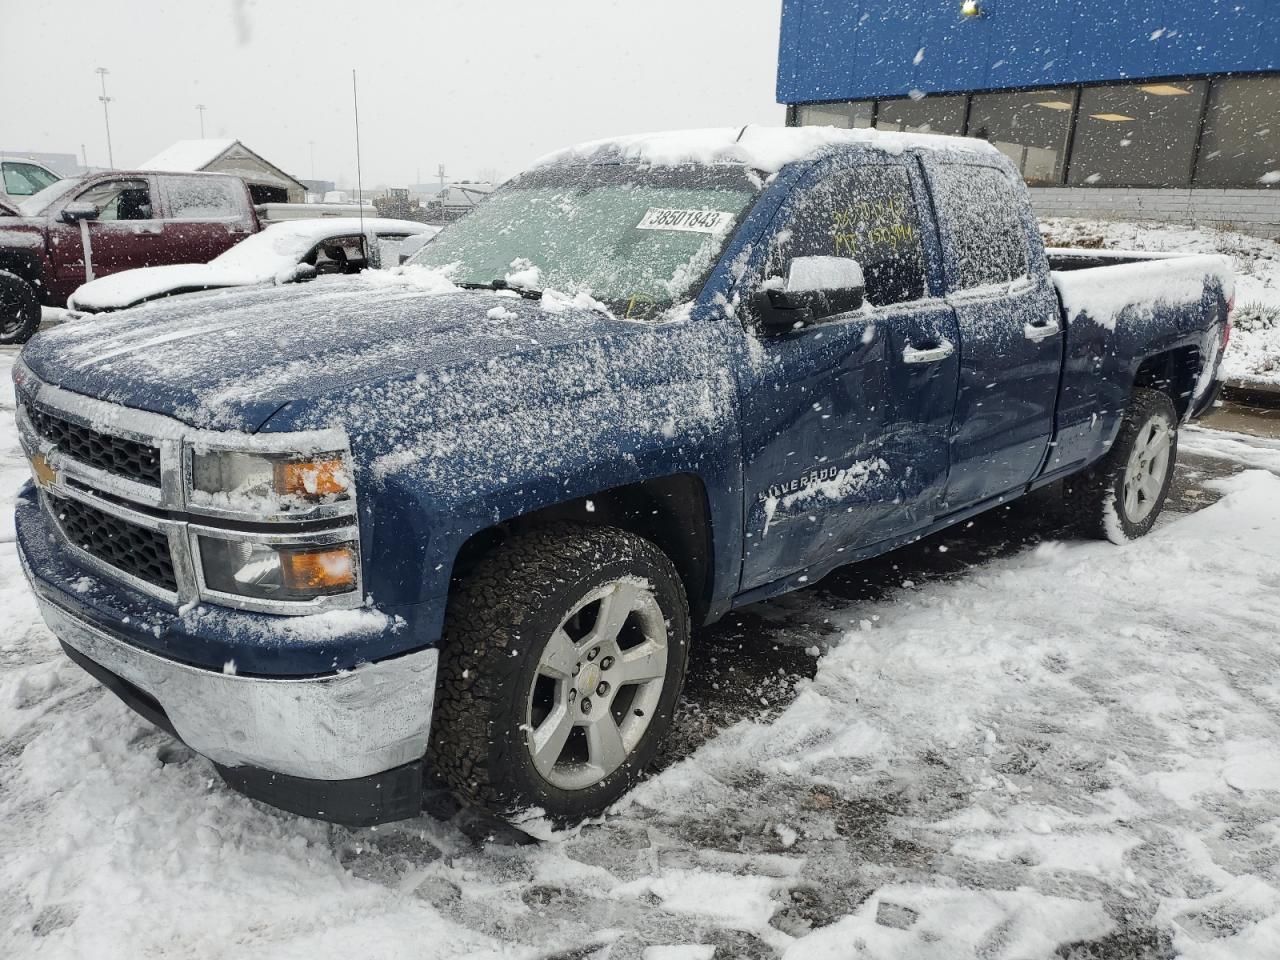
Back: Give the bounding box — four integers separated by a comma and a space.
460, 279, 543, 300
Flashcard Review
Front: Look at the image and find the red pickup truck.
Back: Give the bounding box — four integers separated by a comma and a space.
0, 170, 260, 344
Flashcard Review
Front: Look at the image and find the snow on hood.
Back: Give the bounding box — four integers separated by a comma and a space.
67, 218, 433, 311
21, 270, 652, 432
533, 125, 1000, 172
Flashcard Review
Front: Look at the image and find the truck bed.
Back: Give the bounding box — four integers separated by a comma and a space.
1045, 246, 1183, 271
1043, 247, 1233, 478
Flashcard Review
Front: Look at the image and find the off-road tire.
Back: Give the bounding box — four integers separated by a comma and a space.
430, 523, 690, 823
1064, 387, 1178, 543
0, 271, 40, 345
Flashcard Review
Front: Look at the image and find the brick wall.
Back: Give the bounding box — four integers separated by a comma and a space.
1029, 187, 1280, 239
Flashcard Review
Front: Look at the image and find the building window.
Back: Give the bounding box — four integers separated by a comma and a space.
966, 89, 1073, 186
1068, 80, 1207, 187
1194, 76, 1280, 188
874, 96, 967, 136
795, 101, 874, 128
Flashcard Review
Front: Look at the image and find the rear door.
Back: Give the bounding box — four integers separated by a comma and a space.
157, 175, 255, 264
735, 154, 960, 590
921, 157, 1063, 512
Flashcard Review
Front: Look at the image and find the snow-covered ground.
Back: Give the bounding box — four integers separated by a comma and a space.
1042, 218, 1280, 388
3, 346, 1280, 956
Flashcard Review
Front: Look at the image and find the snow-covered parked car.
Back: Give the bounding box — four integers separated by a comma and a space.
66, 217, 436, 314
14, 126, 1233, 829
1, 157, 61, 200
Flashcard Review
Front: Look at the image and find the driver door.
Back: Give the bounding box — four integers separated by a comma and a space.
50, 177, 166, 296
734, 156, 960, 591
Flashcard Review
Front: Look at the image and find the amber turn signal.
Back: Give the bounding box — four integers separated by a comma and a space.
280, 546, 357, 592
274, 458, 348, 499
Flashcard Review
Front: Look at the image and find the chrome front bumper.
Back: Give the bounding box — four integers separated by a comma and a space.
35, 595, 439, 781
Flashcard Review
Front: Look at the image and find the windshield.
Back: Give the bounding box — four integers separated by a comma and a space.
408, 164, 760, 320
17, 177, 82, 217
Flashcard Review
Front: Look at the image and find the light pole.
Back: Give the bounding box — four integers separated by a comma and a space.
196, 104, 206, 138
95, 67, 114, 168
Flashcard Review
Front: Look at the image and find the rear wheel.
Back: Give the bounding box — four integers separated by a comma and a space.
0, 271, 40, 345
430, 523, 690, 823
1064, 387, 1178, 543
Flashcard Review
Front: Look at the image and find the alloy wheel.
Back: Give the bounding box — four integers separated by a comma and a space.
524, 577, 669, 791
1122, 416, 1173, 523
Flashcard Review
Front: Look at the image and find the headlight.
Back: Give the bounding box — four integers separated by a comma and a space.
199, 536, 358, 601
190, 449, 351, 509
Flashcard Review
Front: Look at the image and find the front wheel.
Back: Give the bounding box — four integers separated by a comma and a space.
1064, 387, 1178, 543
430, 523, 690, 824
0, 271, 41, 345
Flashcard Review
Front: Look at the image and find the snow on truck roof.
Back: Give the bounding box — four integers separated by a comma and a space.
533, 125, 1000, 172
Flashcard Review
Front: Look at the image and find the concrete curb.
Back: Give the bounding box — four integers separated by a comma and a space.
1223, 379, 1280, 409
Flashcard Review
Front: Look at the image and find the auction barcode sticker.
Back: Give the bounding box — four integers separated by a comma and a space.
636, 207, 734, 234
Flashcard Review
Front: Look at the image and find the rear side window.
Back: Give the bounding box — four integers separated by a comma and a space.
375, 233, 411, 267
161, 176, 241, 219
767, 164, 926, 307
930, 164, 1029, 290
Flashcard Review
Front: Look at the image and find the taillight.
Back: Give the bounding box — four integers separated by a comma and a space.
1223, 293, 1235, 348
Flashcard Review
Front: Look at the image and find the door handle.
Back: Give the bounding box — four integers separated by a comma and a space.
902, 338, 955, 364
1024, 319, 1061, 342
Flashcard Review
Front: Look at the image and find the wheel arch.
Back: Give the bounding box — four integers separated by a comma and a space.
450, 473, 717, 627
0, 251, 42, 289
1132, 344, 1202, 420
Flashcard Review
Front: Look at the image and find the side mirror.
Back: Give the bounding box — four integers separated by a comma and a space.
753, 256, 865, 333
282, 263, 317, 284
61, 202, 100, 224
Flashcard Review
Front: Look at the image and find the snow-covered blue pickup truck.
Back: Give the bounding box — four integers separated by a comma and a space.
13, 127, 1232, 827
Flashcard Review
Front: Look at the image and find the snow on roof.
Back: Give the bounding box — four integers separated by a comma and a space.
533, 125, 1000, 173
138, 139, 237, 172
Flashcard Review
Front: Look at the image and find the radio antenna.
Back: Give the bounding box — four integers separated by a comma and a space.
352, 69, 365, 240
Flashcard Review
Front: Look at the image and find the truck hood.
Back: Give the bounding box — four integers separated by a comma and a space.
19, 275, 657, 432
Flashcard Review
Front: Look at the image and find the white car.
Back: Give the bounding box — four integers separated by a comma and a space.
67, 217, 440, 314
1, 157, 62, 201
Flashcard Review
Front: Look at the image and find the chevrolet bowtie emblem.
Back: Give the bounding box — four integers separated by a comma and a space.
29, 452, 57, 489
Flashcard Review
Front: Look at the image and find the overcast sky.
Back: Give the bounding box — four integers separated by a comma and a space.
2, 0, 784, 187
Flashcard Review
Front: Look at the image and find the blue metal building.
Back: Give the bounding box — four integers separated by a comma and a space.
777, 0, 1280, 231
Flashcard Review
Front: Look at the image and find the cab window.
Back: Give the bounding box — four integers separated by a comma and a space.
767, 164, 927, 308
307, 236, 368, 274
374, 233, 412, 268
930, 164, 1030, 290
76, 178, 154, 221
160, 175, 241, 219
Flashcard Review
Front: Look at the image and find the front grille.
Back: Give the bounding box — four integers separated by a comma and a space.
24, 399, 161, 487
49, 494, 178, 593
